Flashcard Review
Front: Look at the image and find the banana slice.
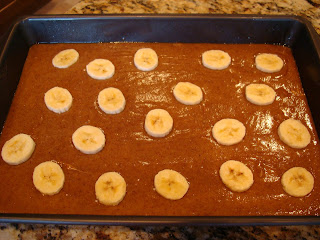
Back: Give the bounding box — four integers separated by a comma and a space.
278, 118, 311, 149
202, 50, 231, 70
255, 53, 284, 73
33, 161, 65, 195
212, 118, 246, 146
134, 48, 158, 71
245, 83, 276, 106
1, 133, 35, 165
281, 167, 314, 197
95, 172, 126, 206
72, 125, 106, 154
145, 109, 173, 138
86, 59, 115, 80
44, 87, 73, 114
154, 169, 189, 200
219, 160, 254, 192
98, 87, 126, 114
52, 49, 79, 68
173, 82, 203, 105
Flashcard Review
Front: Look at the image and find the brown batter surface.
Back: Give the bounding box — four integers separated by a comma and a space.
0, 43, 319, 216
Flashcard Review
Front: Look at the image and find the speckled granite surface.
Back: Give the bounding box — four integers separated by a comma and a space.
1, 0, 320, 239
66, 0, 320, 34
1, 224, 320, 239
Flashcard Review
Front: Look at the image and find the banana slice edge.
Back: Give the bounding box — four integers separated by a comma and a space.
72, 125, 106, 154
98, 87, 126, 114
52, 49, 79, 69
212, 118, 246, 146
173, 82, 203, 105
1, 133, 36, 165
144, 109, 173, 138
202, 50, 231, 70
278, 118, 311, 149
281, 167, 314, 197
154, 169, 189, 200
33, 161, 65, 195
219, 160, 254, 192
86, 59, 115, 80
255, 53, 284, 73
44, 86, 73, 114
245, 83, 276, 106
95, 172, 127, 206
134, 48, 158, 71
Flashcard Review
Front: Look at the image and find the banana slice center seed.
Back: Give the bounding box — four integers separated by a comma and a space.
209, 55, 225, 61
8, 141, 25, 155
152, 117, 163, 127
288, 126, 302, 141
142, 55, 151, 64
96, 65, 108, 73
263, 57, 274, 65
228, 169, 244, 180
220, 127, 239, 137
61, 55, 70, 61
44, 174, 57, 184
52, 92, 66, 103
181, 87, 196, 96
290, 175, 305, 186
255, 89, 268, 96
105, 94, 119, 104
104, 181, 118, 192
81, 133, 97, 144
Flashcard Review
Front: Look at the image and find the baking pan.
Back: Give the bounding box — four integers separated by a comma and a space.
0, 15, 320, 225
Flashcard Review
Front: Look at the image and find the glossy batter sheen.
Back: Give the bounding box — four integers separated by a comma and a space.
0, 43, 319, 216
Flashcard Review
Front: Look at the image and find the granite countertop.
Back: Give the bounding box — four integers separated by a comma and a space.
66, 0, 320, 34
1, 224, 320, 239
1, 0, 320, 239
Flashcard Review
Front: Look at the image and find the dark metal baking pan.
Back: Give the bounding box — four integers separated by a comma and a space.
0, 15, 320, 225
